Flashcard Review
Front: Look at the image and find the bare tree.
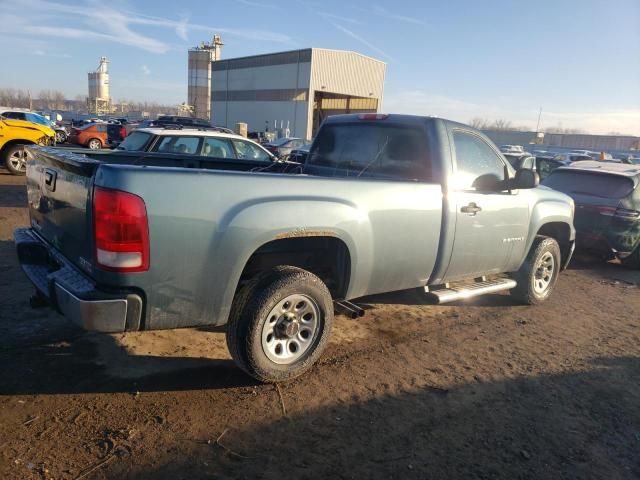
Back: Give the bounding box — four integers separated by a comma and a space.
469, 117, 491, 129
491, 119, 513, 131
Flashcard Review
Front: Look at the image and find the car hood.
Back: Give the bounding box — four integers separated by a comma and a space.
1, 118, 55, 137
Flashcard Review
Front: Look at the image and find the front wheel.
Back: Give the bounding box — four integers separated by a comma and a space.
55, 130, 67, 144
4, 145, 28, 175
226, 266, 334, 383
87, 138, 102, 150
510, 236, 561, 305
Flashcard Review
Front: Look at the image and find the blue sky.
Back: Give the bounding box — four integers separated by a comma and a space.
0, 0, 638, 134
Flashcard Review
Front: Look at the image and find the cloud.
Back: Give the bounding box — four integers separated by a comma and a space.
318, 12, 362, 25
372, 6, 427, 26
0, 0, 291, 54
325, 20, 392, 61
383, 90, 640, 136
235, 0, 279, 8
141, 65, 151, 76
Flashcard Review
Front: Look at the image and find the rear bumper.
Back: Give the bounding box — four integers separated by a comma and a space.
14, 228, 142, 332
576, 231, 634, 258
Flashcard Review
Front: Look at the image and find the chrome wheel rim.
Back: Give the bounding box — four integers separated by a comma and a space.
88, 140, 100, 149
9, 149, 27, 172
261, 294, 320, 365
55, 132, 65, 143
533, 252, 555, 294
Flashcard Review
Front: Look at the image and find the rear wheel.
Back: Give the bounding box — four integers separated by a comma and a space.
4, 145, 28, 175
510, 236, 561, 305
226, 266, 334, 383
87, 138, 102, 150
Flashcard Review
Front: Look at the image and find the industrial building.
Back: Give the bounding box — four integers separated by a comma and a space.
483, 129, 640, 152
188, 42, 386, 140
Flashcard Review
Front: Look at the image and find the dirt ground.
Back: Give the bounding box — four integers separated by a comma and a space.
0, 170, 639, 480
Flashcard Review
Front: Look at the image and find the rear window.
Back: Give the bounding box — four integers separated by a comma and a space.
542, 170, 634, 199
307, 123, 431, 181
117, 131, 152, 151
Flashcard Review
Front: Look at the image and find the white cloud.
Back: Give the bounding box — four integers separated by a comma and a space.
141, 65, 151, 76
383, 90, 640, 136
0, 0, 291, 54
326, 20, 393, 61
372, 6, 427, 26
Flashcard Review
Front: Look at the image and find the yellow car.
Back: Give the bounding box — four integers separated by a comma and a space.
0, 117, 55, 175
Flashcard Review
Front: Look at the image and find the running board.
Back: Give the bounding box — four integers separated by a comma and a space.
425, 278, 517, 304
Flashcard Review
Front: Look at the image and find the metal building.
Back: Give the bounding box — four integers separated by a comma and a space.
188, 35, 223, 120
87, 56, 112, 115
208, 48, 386, 140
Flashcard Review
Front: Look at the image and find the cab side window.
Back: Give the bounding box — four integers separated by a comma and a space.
453, 131, 506, 190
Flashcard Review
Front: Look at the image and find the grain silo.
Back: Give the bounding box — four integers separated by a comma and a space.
188, 34, 223, 121
88, 56, 112, 115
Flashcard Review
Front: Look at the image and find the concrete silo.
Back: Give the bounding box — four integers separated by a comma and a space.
188, 34, 223, 121
88, 56, 112, 115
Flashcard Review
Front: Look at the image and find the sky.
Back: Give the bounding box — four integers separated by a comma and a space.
0, 0, 638, 135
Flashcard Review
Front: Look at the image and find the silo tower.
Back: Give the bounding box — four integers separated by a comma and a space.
88, 56, 113, 115
188, 34, 223, 121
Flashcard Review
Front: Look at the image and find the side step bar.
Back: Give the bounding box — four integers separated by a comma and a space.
425, 278, 517, 304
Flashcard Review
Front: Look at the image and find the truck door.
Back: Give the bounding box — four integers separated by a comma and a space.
443, 129, 530, 281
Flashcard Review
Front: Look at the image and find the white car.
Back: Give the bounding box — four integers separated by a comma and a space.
116, 126, 277, 162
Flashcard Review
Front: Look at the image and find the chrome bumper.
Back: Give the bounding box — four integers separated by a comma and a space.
14, 228, 142, 332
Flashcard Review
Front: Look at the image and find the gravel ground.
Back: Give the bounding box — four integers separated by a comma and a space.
0, 170, 638, 480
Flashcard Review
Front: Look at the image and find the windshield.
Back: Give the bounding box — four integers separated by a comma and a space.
542, 170, 634, 199
116, 131, 152, 151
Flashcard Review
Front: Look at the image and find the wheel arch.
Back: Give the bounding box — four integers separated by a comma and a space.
0, 139, 35, 159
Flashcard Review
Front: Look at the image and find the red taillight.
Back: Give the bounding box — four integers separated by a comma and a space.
358, 113, 389, 120
119, 127, 126, 140
93, 187, 149, 272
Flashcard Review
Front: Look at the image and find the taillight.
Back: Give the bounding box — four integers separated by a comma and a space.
358, 113, 389, 120
120, 127, 126, 140
93, 187, 149, 272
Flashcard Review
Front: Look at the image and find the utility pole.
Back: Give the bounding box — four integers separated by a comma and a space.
535, 107, 543, 132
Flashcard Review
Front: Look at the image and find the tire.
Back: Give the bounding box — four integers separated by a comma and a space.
4, 144, 28, 175
621, 246, 640, 269
87, 138, 102, 150
510, 236, 561, 305
55, 131, 67, 144
226, 266, 334, 383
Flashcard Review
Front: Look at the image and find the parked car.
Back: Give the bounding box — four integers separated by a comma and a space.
15, 114, 575, 382
503, 153, 570, 180
542, 161, 640, 268
0, 115, 55, 175
553, 153, 592, 163
137, 116, 211, 129
288, 143, 312, 163
116, 127, 276, 161
264, 137, 306, 159
500, 144, 525, 154
1, 109, 68, 144
69, 123, 126, 149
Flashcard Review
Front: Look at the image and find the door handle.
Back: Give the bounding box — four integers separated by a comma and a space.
461, 202, 482, 215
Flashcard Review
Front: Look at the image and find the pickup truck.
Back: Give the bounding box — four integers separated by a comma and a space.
15, 114, 575, 382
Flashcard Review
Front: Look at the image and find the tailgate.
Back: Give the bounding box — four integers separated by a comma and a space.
26, 146, 100, 274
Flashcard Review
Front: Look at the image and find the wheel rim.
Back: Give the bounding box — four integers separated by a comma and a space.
8, 149, 27, 172
261, 294, 321, 365
533, 251, 555, 294
89, 140, 100, 149
55, 132, 65, 143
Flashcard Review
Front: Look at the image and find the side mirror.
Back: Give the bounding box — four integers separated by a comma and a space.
472, 173, 502, 192
513, 168, 539, 189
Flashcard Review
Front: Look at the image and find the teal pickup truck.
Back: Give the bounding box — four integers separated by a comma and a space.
15, 114, 575, 382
